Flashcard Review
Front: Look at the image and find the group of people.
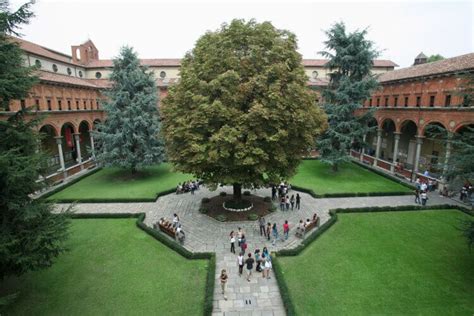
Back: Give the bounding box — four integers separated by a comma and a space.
176, 180, 200, 194
155, 213, 186, 243
414, 178, 433, 206
278, 194, 301, 211
460, 182, 473, 203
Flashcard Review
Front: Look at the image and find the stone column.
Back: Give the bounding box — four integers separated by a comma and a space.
89, 132, 96, 159
74, 133, 83, 170
360, 134, 366, 162
55, 136, 66, 179
442, 133, 453, 178
373, 129, 382, 167
390, 132, 401, 173
412, 135, 424, 181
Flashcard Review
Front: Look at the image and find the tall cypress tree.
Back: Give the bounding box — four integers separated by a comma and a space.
316, 22, 379, 171
94, 46, 164, 174
0, 0, 70, 284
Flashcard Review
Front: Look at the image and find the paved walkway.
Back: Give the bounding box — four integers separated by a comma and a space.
55, 187, 463, 316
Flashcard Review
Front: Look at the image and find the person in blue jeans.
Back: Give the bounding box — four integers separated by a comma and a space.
272, 223, 278, 246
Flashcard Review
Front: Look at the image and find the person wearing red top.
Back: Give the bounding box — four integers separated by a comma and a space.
283, 220, 290, 240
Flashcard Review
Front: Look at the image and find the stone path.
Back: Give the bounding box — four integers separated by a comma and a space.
55, 187, 463, 316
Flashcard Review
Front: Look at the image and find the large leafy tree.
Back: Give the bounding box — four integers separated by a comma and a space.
427, 54, 445, 63
162, 19, 327, 198
93, 46, 164, 174
0, 0, 70, 284
316, 22, 379, 171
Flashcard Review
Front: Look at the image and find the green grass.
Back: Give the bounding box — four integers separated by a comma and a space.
291, 160, 411, 195
47, 163, 192, 201
0, 219, 208, 315
278, 210, 474, 315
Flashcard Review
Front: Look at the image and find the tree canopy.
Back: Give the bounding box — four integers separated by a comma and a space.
316, 22, 379, 171
427, 54, 445, 63
93, 46, 164, 174
162, 19, 327, 197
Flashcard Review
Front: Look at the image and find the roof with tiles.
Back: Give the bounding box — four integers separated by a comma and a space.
38, 71, 100, 88
378, 52, 474, 83
86, 58, 182, 68
12, 37, 76, 65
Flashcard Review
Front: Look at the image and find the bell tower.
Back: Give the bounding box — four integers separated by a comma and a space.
71, 40, 99, 65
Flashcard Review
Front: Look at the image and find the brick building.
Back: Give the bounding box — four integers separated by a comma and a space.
1, 36, 398, 182
353, 53, 474, 182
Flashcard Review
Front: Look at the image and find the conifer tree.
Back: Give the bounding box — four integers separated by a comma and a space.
94, 46, 164, 174
162, 20, 327, 199
0, 0, 70, 283
316, 22, 379, 171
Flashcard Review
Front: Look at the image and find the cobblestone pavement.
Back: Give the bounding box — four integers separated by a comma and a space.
55, 187, 463, 316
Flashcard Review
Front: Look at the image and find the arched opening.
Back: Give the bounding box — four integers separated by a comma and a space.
422, 122, 448, 177
379, 119, 396, 161
79, 121, 92, 160
61, 122, 77, 167
398, 120, 418, 170
39, 125, 60, 174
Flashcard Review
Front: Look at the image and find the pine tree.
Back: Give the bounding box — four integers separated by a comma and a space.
0, 0, 70, 285
93, 46, 164, 174
162, 19, 327, 199
316, 22, 379, 171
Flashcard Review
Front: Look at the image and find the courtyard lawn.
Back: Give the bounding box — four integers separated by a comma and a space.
278, 210, 474, 315
291, 160, 411, 195
47, 163, 192, 202
0, 219, 208, 315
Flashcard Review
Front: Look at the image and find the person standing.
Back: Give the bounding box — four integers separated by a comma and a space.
240, 234, 247, 254
272, 223, 279, 246
220, 269, 228, 300
266, 223, 271, 241
237, 227, 243, 246
259, 216, 266, 237
254, 249, 261, 272
421, 191, 428, 206
271, 186, 277, 201
283, 220, 290, 240
245, 253, 255, 282
230, 231, 236, 254
414, 189, 420, 204
280, 196, 285, 211
172, 213, 180, 228
296, 193, 301, 210
237, 252, 244, 277
263, 254, 272, 279
285, 195, 290, 211
290, 194, 295, 210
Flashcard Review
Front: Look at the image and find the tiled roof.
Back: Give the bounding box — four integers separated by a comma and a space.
86, 58, 182, 68
12, 37, 76, 65
38, 71, 100, 88
303, 59, 398, 68
379, 53, 474, 83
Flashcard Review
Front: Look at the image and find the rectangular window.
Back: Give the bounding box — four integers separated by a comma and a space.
376, 98, 380, 107
58, 100, 62, 110
385, 97, 389, 107
83, 100, 87, 110
96, 99, 101, 109
394, 97, 398, 107
47, 99, 52, 111
429, 95, 435, 107
445, 95, 451, 107
76, 100, 79, 110
67, 100, 71, 110
35, 99, 39, 111
416, 96, 421, 107
369, 99, 372, 107
20, 99, 26, 110
90, 100, 94, 109
404, 96, 409, 107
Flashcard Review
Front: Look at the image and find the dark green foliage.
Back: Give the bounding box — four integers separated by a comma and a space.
0, 0, 38, 110
201, 197, 210, 204
247, 213, 259, 221
427, 54, 445, 63
243, 190, 251, 196
317, 22, 379, 171
216, 214, 227, 222
162, 19, 327, 195
460, 219, 474, 249
199, 207, 208, 214
219, 191, 227, 197
263, 196, 271, 202
0, 111, 71, 280
93, 46, 164, 174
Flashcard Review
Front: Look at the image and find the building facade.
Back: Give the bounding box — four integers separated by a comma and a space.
353, 53, 474, 182
1, 37, 398, 183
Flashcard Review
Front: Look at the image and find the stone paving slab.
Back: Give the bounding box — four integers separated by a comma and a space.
55, 186, 464, 315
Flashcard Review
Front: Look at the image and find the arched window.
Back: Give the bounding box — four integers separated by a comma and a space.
67, 67, 72, 75
95, 72, 102, 79
160, 71, 166, 79
78, 70, 83, 78
52, 64, 58, 72
35, 59, 42, 68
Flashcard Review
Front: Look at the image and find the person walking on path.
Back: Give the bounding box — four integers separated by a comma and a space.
285, 195, 290, 211
296, 193, 301, 210
262, 254, 272, 279
266, 223, 271, 241
414, 189, 420, 204
237, 227, 243, 246
421, 191, 428, 206
271, 186, 277, 201
280, 196, 285, 211
220, 269, 228, 300
254, 249, 261, 272
240, 234, 247, 254
237, 252, 244, 277
290, 195, 295, 210
230, 231, 236, 254
172, 213, 180, 228
259, 216, 266, 237
245, 253, 255, 282
283, 220, 290, 240
272, 223, 279, 246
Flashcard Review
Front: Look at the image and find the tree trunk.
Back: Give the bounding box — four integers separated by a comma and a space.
233, 183, 242, 200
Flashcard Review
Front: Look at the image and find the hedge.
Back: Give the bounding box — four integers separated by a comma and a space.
69, 212, 215, 316
272, 204, 472, 315
290, 184, 412, 199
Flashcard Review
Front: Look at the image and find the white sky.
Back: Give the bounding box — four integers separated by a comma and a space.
10, 0, 474, 68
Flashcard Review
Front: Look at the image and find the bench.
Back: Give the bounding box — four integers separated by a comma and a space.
153, 220, 177, 239
295, 215, 320, 238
